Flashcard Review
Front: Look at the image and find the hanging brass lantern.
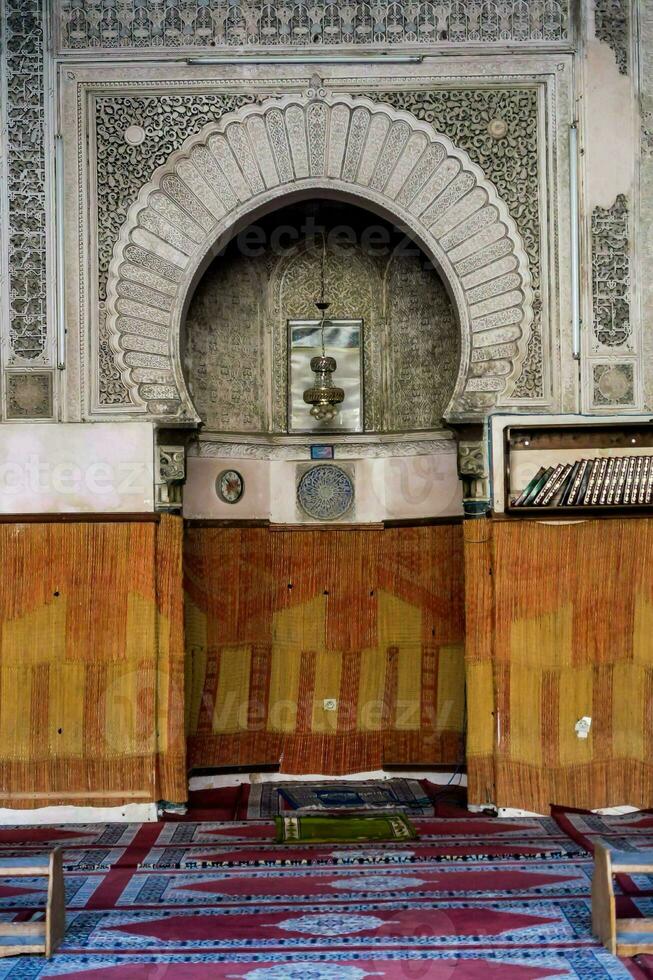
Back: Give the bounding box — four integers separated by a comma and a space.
302, 235, 345, 423
302, 300, 345, 422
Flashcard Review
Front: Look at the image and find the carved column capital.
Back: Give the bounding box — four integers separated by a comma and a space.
156, 444, 186, 512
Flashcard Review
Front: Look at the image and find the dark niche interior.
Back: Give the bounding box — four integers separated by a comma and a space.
183, 199, 460, 436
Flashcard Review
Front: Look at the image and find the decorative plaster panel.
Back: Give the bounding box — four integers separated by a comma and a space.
385, 246, 459, 429
95, 94, 256, 299
5, 371, 53, 420
591, 193, 630, 350
93, 84, 545, 408
192, 437, 456, 460
105, 93, 534, 421
594, 0, 629, 75
57, 1, 570, 53
364, 87, 543, 397
592, 362, 635, 408
270, 240, 382, 432
1, 0, 49, 365
296, 463, 355, 521
185, 249, 268, 431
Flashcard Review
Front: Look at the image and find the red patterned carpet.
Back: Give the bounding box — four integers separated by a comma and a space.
0, 793, 651, 978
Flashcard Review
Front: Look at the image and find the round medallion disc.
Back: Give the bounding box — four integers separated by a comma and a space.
297, 465, 354, 521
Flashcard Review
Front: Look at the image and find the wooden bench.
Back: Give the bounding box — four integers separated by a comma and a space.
592, 844, 653, 957
0, 850, 65, 958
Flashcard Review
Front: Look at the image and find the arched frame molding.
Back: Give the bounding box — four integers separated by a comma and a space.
106, 92, 534, 422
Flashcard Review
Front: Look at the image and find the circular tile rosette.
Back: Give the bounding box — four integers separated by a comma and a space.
297, 464, 355, 521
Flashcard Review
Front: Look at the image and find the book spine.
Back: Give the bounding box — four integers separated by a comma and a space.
591, 457, 609, 505
614, 456, 630, 504
632, 456, 644, 504
560, 461, 581, 507
623, 457, 638, 504
541, 463, 573, 506
638, 457, 651, 504
532, 464, 565, 506
598, 457, 615, 505
513, 467, 546, 507
523, 467, 555, 506
583, 459, 601, 505
606, 457, 623, 505
644, 458, 653, 504
567, 459, 589, 506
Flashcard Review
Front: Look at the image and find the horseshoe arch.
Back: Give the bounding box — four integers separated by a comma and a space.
105, 92, 533, 422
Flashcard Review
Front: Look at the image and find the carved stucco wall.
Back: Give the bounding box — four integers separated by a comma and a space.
92, 83, 545, 414
6, 0, 653, 427
184, 248, 268, 432
0, 8, 575, 428
363, 87, 543, 398
55, 1, 571, 52
581, 0, 641, 412
0, 0, 54, 420
104, 92, 534, 422
271, 240, 384, 433
184, 225, 458, 434
385, 246, 460, 430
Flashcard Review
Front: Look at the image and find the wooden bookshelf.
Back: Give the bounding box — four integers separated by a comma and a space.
489, 414, 653, 517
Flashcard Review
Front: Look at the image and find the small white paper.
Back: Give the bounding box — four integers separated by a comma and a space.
575, 716, 592, 739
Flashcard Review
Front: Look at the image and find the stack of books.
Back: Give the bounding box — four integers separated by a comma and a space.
512, 455, 653, 508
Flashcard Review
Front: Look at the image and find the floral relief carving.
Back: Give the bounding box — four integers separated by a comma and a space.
4, 0, 49, 363
642, 110, 653, 158
98, 308, 131, 405
458, 441, 488, 478
96, 87, 539, 406
195, 439, 455, 460
591, 194, 630, 349
385, 248, 459, 430
366, 87, 543, 397
185, 235, 460, 435
184, 251, 268, 432
5, 371, 53, 420
94, 94, 256, 300
594, 0, 629, 75
104, 94, 533, 421
592, 362, 634, 407
58, 1, 569, 51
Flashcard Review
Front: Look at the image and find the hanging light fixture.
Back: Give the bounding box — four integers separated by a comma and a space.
302, 235, 345, 423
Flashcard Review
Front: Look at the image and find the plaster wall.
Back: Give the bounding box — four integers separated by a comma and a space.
183, 444, 463, 522
0, 421, 155, 514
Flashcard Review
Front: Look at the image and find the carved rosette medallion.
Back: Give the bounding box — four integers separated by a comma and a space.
5, 372, 53, 420
297, 465, 355, 521
592, 363, 635, 407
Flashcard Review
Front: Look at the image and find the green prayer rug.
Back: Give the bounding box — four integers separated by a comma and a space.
274, 812, 418, 844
